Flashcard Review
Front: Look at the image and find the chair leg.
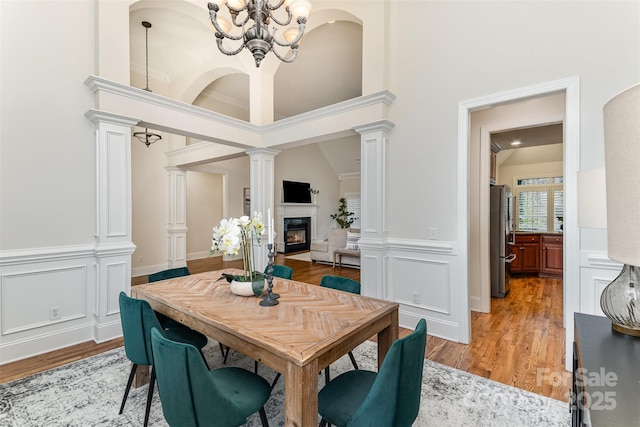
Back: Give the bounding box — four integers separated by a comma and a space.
270, 373, 281, 391
218, 342, 226, 358
119, 363, 138, 414
348, 351, 359, 370
319, 419, 328, 427
143, 367, 156, 427
324, 366, 330, 384
258, 407, 270, 427
199, 349, 210, 370
255, 360, 259, 374
222, 346, 231, 364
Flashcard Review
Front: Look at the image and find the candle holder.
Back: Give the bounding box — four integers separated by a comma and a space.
260, 243, 279, 306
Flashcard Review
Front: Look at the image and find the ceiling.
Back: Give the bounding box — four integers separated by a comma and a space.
130, 4, 364, 176
491, 123, 563, 151
130, 3, 564, 177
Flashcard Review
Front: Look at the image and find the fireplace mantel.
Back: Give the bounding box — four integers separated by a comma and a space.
276, 204, 318, 253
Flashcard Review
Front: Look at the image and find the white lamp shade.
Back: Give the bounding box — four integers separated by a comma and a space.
577, 168, 607, 229
284, 28, 299, 43
288, 0, 312, 18
227, 0, 246, 9
604, 83, 640, 265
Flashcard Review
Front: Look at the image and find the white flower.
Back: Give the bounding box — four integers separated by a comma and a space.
210, 212, 265, 280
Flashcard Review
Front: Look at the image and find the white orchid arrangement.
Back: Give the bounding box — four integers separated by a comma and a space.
210, 212, 265, 281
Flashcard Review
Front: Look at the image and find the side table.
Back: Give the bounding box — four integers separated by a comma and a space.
572, 313, 640, 426
333, 248, 360, 267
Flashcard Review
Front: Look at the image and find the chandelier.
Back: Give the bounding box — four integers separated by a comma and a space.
207, 0, 312, 67
133, 21, 162, 147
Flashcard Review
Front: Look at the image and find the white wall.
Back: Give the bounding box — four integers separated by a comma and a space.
1, 0, 639, 364
274, 144, 340, 240
0, 0, 97, 250
186, 171, 223, 259
386, 1, 638, 243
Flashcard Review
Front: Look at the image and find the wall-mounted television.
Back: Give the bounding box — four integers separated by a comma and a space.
282, 180, 311, 203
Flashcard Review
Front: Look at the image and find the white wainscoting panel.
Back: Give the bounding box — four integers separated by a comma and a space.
106, 261, 127, 316
391, 256, 450, 314
578, 250, 621, 318
1, 266, 88, 335
0, 246, 99, 364
386, 238, 461, 340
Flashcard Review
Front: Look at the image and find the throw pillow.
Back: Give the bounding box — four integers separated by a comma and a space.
346, 231, 360, 250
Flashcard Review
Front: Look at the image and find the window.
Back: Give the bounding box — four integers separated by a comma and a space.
514, 176, 563, 232
344, 193, 361, 230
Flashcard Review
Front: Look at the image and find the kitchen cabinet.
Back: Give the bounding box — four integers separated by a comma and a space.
510, 233, 541, 273
541, 234, 563, 277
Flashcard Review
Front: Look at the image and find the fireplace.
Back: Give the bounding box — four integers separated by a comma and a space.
283, 217, 311, 253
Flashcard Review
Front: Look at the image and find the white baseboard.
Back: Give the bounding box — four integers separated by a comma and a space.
0, 322, 95, 365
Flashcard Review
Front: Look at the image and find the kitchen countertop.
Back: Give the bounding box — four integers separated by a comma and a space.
513, 231, 563, 235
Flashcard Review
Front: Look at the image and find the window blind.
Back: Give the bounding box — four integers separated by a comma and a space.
345, 194, 361, 229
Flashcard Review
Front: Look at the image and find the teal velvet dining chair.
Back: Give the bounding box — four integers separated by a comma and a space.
118, 292, 209, 427
149, 267, 226, 359
150, 327, 271, 427
320, 275, 361, 382
147, 267, 191, 329
318, 318, 427, 427
267, 264, 293, 280
148, 266, 191, 283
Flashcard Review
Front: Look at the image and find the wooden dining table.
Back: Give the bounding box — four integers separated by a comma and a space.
131, 269, 399, 427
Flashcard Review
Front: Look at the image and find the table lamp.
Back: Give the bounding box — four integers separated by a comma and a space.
602, 82, 640, 336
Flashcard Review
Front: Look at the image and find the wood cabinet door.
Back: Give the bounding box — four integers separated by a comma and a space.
542, 237, 563, 276
520, 243, 540, 272
509, 244, 523, 272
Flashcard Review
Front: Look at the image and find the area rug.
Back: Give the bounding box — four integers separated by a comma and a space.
284, 251, 312, 262
0, 340, 569, 426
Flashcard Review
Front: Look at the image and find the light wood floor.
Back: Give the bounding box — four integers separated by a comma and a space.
1, 254, 567, 402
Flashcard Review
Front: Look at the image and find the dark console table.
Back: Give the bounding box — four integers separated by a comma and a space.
573, 313, 640, 426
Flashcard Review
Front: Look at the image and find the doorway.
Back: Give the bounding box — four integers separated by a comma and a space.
458, 76, 580, 371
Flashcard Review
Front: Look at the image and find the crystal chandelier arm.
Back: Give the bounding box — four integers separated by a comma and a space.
264, 0, 286, 11
208, 3, 244, 41
229, 10, 251, 28
267, 6, 293, 27
271, 45, 298, 63
272, 17, 306, 47
216, 36, 246, 56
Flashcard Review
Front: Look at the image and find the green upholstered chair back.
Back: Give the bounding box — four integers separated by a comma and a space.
268, 264, 293, 280
320, 275, 361, 295
348, 318, 427, 427
148, 266, 190, 283
150, 328, 248, 427
119, 291, 165, 366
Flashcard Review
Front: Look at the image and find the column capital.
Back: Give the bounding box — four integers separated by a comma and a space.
85, 108, 139, 127
353, 120, 395, 135
246, 148, 281, 157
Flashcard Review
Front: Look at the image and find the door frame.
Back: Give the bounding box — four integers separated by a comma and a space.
457, 76, 580, 370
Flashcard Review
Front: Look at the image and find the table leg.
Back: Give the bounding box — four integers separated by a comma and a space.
285, 359, 318, 427
133, 364, 150, 387
376, 310, 399, 369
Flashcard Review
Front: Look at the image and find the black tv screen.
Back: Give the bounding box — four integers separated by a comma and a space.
283, 180, 311, 203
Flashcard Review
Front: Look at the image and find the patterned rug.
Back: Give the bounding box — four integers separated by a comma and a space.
0, 340, 569, 426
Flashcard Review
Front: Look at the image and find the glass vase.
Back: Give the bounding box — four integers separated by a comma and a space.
600, 264, 640, 336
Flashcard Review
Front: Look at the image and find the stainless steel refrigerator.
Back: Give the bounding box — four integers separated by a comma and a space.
490, 184, 515, 298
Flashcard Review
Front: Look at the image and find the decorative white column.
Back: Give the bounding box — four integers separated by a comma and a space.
85, 109, 138, 342
353, 120, 395, 299
246, 148, 279, 272
167, 167, 188, 268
